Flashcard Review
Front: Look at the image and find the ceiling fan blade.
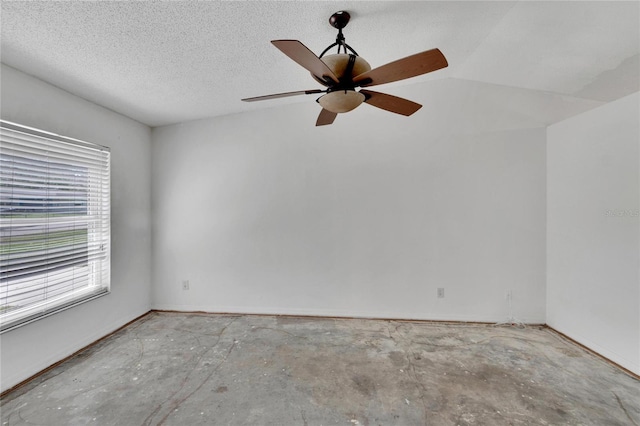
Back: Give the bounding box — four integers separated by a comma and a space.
354, 48, 448, 87
271, 40, 339, 85
316, 108, 337, 126
360, 90, 422, 116
242, 89, 324, 102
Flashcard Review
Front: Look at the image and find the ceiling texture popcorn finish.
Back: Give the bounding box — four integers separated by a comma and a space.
1, 1, 638, 127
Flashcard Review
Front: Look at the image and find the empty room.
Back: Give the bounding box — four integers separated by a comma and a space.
1, 1, 639, 425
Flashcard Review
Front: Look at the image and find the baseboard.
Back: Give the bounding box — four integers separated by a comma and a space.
152, 308, 525, 326
150, 304, 546, 325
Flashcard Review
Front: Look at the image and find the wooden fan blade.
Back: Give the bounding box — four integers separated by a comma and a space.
316, 108, 337, 126
360, 90, 422, 116
354, 48, 448, 87
271, 40, 339, 85
242, 89, 324, 102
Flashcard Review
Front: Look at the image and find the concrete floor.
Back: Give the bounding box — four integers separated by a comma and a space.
1, 312, 639, 425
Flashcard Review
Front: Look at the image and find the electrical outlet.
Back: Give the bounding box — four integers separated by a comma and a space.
437, 288, 445, 298
182, 280, 190, 290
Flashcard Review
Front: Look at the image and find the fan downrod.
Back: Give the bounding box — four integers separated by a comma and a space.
320, 11, 358, 58
329, 11, 350, 29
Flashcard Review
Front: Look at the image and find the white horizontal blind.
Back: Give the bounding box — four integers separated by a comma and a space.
0, 121, 110, 332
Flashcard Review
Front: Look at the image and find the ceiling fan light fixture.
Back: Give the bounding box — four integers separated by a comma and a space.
242, 11, 448, 126
317, 90, 365, 113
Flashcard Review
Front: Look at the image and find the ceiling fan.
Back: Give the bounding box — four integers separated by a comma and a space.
242, 11, 448, 126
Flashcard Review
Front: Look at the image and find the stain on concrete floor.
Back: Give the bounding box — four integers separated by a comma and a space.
1, 312, 639, 425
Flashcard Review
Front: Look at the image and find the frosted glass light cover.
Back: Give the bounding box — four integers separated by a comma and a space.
318, 90, 366, 113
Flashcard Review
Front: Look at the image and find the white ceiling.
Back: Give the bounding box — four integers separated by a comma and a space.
1, 1, 638, 128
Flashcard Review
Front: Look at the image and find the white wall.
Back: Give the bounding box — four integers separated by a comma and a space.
5, 60, 631, 390
152, 79, 548, 324
0, 64, 152, 392
547, 92, 640, 375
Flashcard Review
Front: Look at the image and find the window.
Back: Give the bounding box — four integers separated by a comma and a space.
0, 121, 110, 332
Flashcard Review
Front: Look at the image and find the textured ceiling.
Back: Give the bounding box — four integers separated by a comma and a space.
1, 1, 638, 127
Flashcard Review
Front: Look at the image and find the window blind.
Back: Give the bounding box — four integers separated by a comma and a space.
0, 121, 110, 332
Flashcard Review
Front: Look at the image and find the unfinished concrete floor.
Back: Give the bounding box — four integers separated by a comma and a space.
1, 312, 639, 425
